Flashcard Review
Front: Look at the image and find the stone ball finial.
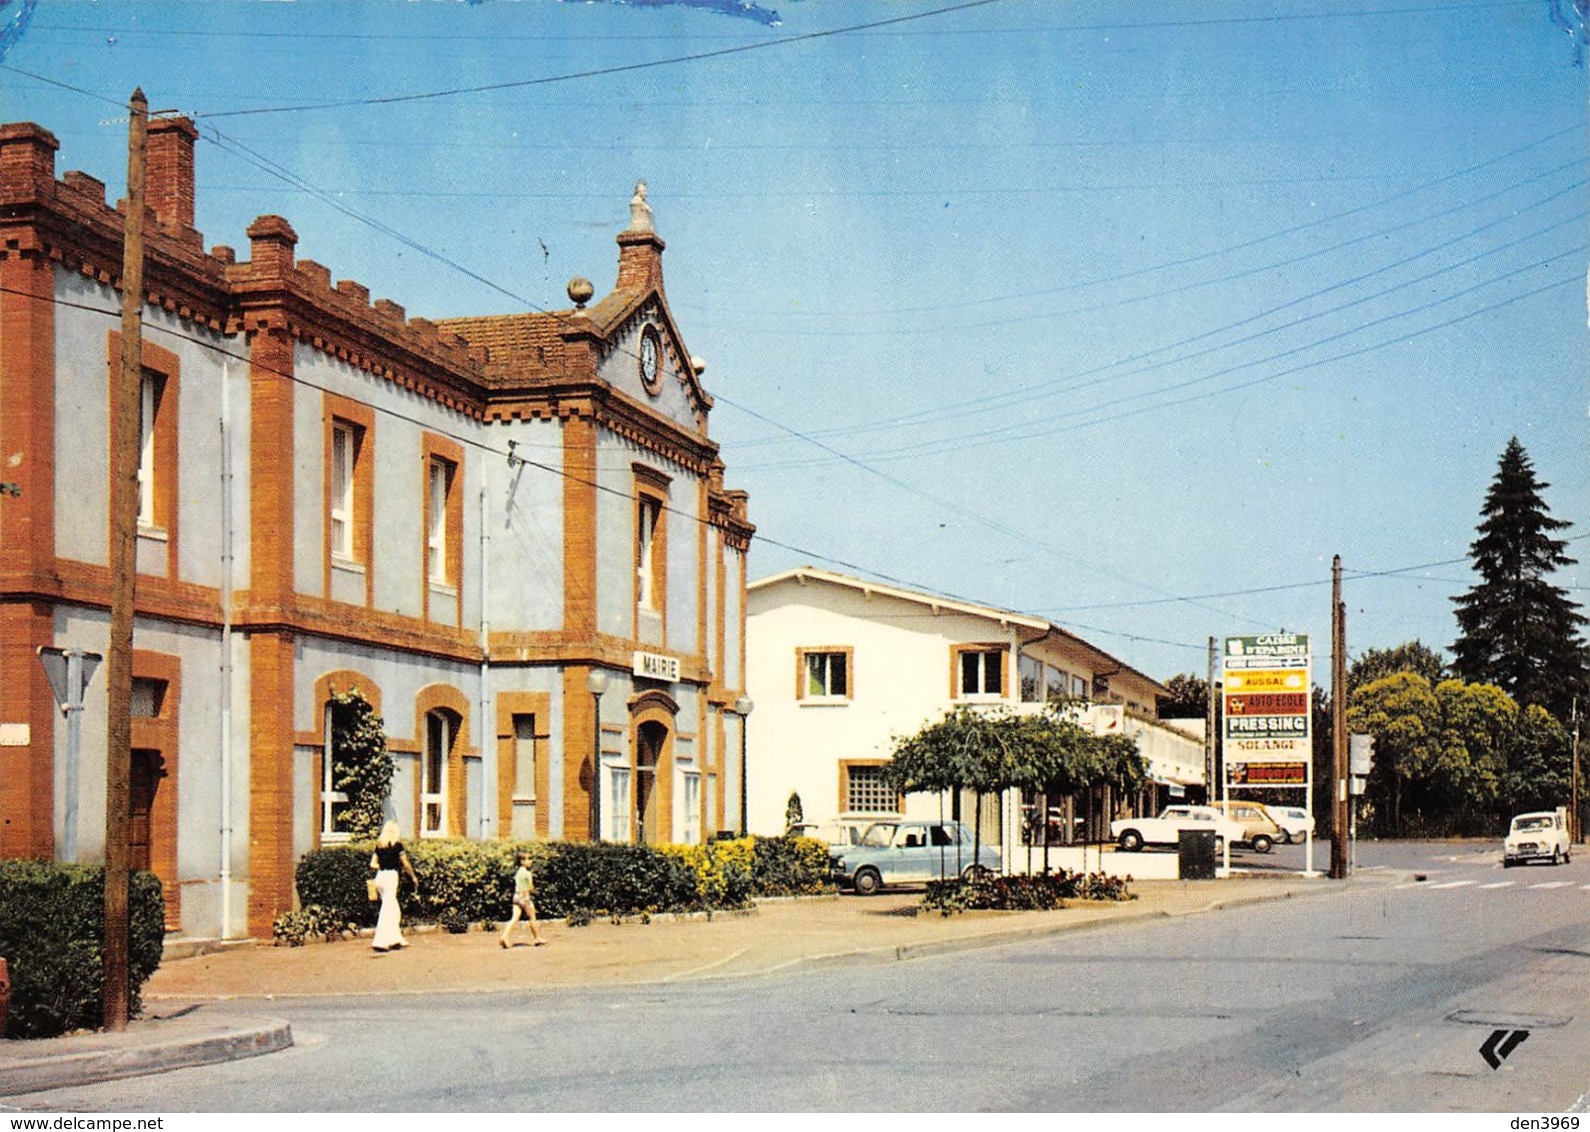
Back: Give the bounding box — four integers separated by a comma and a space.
690, 355, 706, 376
629, 180, 653, 232
567, 277, 594, 308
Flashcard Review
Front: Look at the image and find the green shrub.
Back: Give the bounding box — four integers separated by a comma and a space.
406, 839, 532, 924
294, 845, 378, 928
272, 904, 356, 946
0, 861, 165, 1039
535, 842, 697, 918
659, 838, 754, 909
750, 835, 831, 896
922, 870, 1136, 915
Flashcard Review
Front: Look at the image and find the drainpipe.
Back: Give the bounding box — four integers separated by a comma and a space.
478, 460, 492, 840
218, 359, 234, 938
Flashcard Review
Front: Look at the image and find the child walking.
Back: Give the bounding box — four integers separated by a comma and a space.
501, 851, 545, 949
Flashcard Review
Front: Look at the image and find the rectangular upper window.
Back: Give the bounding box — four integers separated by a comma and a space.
798, 648, 852, 701
955, 646, 1005, 698
324, 395, 375, 585
427, 457, 454, 586
330, 421, 358, 560
137, 372, 163, 529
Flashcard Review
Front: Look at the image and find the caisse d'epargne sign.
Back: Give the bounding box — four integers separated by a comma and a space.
1223, 634, 1311, 768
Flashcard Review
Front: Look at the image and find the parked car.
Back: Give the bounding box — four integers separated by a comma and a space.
1208, 799, 1283, 853
1110, 805, 1246, 853
793, 812, 901, 854
1266, 805, 1315, 844
1502, 809, 1571, 867
830, 819, 1001, 896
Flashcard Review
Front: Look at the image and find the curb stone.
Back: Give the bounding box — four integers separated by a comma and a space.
0, 1013, 293, 1097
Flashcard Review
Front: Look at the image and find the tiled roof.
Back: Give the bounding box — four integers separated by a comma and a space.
435, 311, 569, 380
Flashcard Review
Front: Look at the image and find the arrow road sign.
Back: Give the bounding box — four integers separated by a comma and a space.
1480, 1028, 1529, 1069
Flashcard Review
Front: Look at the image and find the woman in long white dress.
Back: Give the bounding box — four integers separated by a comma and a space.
369, 820, 418, 951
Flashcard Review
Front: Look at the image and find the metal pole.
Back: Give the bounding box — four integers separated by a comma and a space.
104, 88, 148, 1032
63, 650, 83, 861
1571, 697, 1581, 844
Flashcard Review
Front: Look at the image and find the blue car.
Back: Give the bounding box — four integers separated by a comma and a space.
831, 819, 1001, 896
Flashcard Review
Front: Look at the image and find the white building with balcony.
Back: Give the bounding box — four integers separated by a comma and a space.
745, 567, 1206, 870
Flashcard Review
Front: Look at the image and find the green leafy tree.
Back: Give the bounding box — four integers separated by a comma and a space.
329, 690, 393, 841
1349, 641, 1447, 692
885, 705, 1146, 865
1503, 705, 1571, 815
1347, 672, 1442, 836
1156, 673, 1209, 719
1451, 438, 1588, 722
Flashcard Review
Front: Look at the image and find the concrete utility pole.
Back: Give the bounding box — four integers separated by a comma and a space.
1329, 556, 1349, 880
1571, 697, 1581, 844
104, 88, 147, 1032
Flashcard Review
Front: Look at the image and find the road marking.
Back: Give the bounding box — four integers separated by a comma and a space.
1428, 880, 1476, 889
1529, 881, 1574, 890
1478, 882, 1515, 889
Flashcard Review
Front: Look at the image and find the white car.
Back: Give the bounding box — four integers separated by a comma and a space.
1503, 810, 1571, 867
1267, 805, 1316, 844
1110, 805, 1247, 853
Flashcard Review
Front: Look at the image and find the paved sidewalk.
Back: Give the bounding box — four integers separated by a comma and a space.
0, 871, 1355, 1096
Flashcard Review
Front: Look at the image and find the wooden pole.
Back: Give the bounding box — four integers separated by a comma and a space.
104, 88, 147, 1032
1204, 636, 1216, 803
1330, 556, 1349, 880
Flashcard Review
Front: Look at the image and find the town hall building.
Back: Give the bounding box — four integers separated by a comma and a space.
0, 113, 754, 940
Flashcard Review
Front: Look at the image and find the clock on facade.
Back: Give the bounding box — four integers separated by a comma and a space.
639, 326, 661, 394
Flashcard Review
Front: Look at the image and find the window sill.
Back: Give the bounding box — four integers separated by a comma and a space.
320, 831, 352, 845
799, 698, 851, 707
428, 581, 458, 598
136, 525, 169, 543
331, 557, 366, 576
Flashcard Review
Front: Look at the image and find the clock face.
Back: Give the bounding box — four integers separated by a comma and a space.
639, 328, 661, 393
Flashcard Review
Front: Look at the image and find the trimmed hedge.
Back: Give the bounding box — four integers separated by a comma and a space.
752, 835, 831, 896
0, 860, 165, 1039
286, 834, 831, 942
922, 869, 1136, 915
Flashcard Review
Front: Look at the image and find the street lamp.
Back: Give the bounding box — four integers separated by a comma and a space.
734, 695, 754, 837
586, 668, 608, 842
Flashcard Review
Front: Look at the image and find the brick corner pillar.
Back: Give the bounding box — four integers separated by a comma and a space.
247, 632, 297, 937
244, 315, 298, 937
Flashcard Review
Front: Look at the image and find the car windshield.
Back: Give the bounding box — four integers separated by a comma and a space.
1512, 816, 1551, 832
860, 823, 897, 847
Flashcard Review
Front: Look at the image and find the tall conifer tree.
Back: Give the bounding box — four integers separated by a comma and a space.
1451, 438, 1588, 721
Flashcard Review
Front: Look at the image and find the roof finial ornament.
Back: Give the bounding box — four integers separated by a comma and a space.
629, 180, 653, 233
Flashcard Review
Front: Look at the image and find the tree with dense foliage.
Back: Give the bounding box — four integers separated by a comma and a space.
1349, 641, 1447, 692
1348, 670, 1572, 837
884, 705, 1146, 863
1156, 673, 1209, 719
1451, 438, 1588, 723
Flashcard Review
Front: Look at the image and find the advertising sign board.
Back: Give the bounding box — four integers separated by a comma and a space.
1223, 634, 1311, 781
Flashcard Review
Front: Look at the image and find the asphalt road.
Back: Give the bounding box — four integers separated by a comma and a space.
8, 840, 1587, 1113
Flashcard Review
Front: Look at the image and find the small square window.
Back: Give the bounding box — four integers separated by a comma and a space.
803, 651, 848, 699
959, 649, 1002, 696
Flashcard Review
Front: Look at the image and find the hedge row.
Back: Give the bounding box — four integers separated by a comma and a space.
922, 870, 1136, 915
0, 861, 166, 1039
287, 834, 830, 940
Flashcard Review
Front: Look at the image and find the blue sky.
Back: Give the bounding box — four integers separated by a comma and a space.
3, 0, 1586, 682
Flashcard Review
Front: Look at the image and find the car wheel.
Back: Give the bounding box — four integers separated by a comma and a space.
1118, 830, 1143, 852
1552, 848, 1562, 866
1252, 834, 1274, 854
852, 868, 882, 897
962, 864, 993, 882
1503, 859, 1515, 868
